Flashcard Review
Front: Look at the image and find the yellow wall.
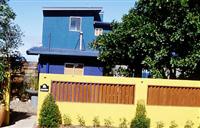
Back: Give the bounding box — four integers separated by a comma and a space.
5, 77, 10, 125
1, 73, 11, 125
38, 73, 200, 127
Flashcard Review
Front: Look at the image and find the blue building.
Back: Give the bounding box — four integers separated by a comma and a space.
27, 7, 111, 76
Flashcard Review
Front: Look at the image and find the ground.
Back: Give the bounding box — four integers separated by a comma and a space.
2, 99, 37, 128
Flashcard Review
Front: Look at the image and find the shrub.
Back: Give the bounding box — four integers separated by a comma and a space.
184, 120, 194, 128
119, 118, 128, 128
130, 100, 150, 128
104, 118, 112, 128
63, 114, 72, 126
169, 121, 178, 128
156, 121, 164, 128
39, 93, 62, 128
77, 115, 86, 127
93, 116, 100, 127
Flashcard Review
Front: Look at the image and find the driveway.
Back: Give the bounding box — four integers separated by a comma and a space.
2, 115, 37, 128
2, 99, 37, 128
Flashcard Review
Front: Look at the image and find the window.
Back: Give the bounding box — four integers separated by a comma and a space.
64, 63, 84, 75
69, 17, 81, 32
95, 28, 103, 36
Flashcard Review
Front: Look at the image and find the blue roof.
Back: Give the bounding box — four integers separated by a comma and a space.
43, 7, 103, 21
26, 47, 99, 57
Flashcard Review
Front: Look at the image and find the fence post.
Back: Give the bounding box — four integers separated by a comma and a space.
134, 79, 148, 105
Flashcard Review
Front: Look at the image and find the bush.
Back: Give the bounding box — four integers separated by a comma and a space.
169, 121, 178, 128
77, 115, 86, 127
156, 121, 164, 128
39, 93, 62, 128
184, 120, 194, 128
63, 114, 72, 126
104, 118, 112, 127
93, 116, 100, 127
119, 118, 128, 128
130, 100, 150, 128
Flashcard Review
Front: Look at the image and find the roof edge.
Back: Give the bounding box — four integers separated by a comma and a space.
43, 7, 103, 11
26, 47, 99, 57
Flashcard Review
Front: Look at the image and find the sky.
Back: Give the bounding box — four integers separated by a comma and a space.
9, 0, 136, 62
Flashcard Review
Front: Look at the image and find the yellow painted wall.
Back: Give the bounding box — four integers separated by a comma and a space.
37, 73, 200, 127
4, 73, 10, 125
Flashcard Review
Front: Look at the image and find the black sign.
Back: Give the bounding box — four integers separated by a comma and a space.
40, 84, 49, 92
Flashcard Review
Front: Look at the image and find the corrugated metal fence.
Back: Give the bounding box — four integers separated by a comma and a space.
51, 81, 135, 104
51, 81, 200, 107
147, 86, 200, 106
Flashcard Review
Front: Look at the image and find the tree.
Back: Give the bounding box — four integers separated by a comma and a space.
0, 0, 23, 104
92, 0, 200, 79
137, 0, 200, 79
0, 0, 23, 72
39, 94, 62, 128
92, 17, 156, 77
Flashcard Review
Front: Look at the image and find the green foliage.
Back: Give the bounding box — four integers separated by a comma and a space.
63, 114, 72, 126
104, 118, 112, 127
156, 121, 164, 128
0, 0, 23, 72
77, 115, 86, 127
119, 118, 128, 128
0, 63, 5, 82
93, 116, 100, 127
0, 0, 23, 103
130, 100, 150, 128
92, 0, 200, 79
39, 93, 62, 128
0, 63, 5, 103
169, 121, 178, 128
184, 120, 194, 128
29, 76, 38, 91
113, 66, 130, 77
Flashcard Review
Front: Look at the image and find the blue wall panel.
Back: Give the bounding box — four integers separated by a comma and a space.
39, 62, 64, 74
39, 63, 103, 76
84, 66, 103, 76
42, 16, 95, 50
49, 65, 64, 74
39, 64, 47, 73
81, 17, 95, 50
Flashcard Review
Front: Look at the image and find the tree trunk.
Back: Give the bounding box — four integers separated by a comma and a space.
169, 67, 176, 79
127, 65, 134, 77
134, 64, 142, 78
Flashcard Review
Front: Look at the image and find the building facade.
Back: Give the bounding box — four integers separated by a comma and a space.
27, 7, 111, 76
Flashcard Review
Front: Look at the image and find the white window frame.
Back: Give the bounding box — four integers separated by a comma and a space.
69, 16, 82, 32
64, 63, 84, 75
95, 28, 103, 36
